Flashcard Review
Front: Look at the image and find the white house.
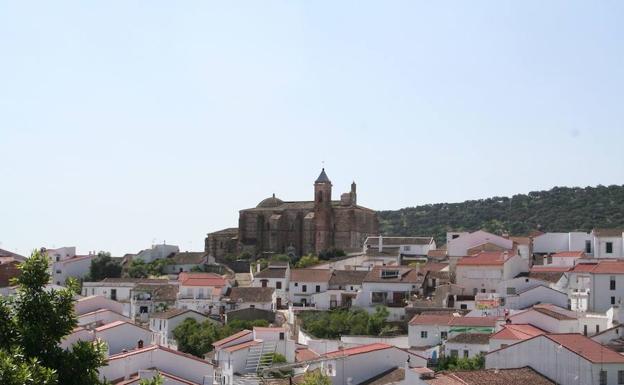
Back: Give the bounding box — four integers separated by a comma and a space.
61, 320, 153, 355
130, 283, 179, 321
503, 285, 569, 310
446, 231, 513, 258
321, 343, 427, 385
508, 303, 611, 336
288, 269, 332, 306
163, 251, 206, 274
312, 270, 368, 310
363, 236, 436, 264
133, 244, 180, 263
443, 333, 490, 359
224, 287, 276, 312
533, 232, 593, 255
99, 344, 214, 385
455, 251, 527, 295
82, 278, 172, 316
149, 308, 209, 347
251, 261, 290, 308
488, 323, 545, 350
176, 272, 229, 314
566, 260, 624, 312
592, 228, 624, 259
543, 251, 586, 267
486, 333, 624, 385
46, 247, 96, 286
355, 266, 425, 316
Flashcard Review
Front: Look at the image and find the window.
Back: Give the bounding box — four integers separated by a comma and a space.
404, 245, 411, 251
440, 331, 448, 339
250, 305, 255, 309
276, 281, 282, 289
612, 297, 616, 305
547, 255, 553, 264
607, 242, 614, 254
596, 325, 600, 334
350, 286, 354, 290
599, 370, 607, 385
381, 270, 399, 279
463, 350, 469, 358
111, 289, 117, 301
460, 304, 468, 310
584, 325, 588, 336
302, 285, 307, 293
586, 240, 592, 253
452, 234, 460, 239
279, 332, 285, 340
371, 292, 387, 304
294, 282, 298, 287
611, 277, 616, 290
481, 289, 486, 293
421, 331, 428, 338
618, 370, 624, 384
316, 285, 321, 293
55, 270, 62, 274
450, 350, 458, 358
506, 287, 516, 295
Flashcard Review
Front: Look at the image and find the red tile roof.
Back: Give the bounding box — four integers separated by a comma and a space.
570, 261, 624, 274
324, 343, 393, 358
409, 314, 496, 327
296, 348, 319, 362
223, 340, 261, 353
178, 272, 227, 287
547, 334, 624, 363
530, 266, 571, 273
457, 251, 514, 266
95, 320, 131, 332
491, 324, 546, 341
409, 314, 455, 326
290, 269, 333, 283
212, 330, 252, 347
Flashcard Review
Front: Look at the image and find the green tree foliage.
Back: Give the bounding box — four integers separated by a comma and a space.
300, 371, 332, 385
436, 354, 485, 371
138, 374, 164, 385
126, 258, 169, 278
317, 248, 346, 261
88, 251, 122, 281
0, 249, 107, 385
299, 307, 392, 339
172, 318, 269, 358
296, 255, 320, 268
378, 185, 624, 243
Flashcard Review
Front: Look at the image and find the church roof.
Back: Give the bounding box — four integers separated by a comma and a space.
315, 168, 331, 183
257, 194, 284, 208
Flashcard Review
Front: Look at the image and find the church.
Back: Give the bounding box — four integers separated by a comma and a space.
206, 169, 379, 258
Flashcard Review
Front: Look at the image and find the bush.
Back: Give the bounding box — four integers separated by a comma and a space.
436, 354, 484, 371
299, 306, 390, 339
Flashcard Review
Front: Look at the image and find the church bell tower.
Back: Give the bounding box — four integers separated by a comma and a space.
314, 168, 332, 253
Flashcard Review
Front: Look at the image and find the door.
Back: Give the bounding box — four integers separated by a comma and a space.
276, 297, 282, 309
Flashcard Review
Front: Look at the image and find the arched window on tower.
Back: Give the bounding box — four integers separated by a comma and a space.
317, 191, 323, 203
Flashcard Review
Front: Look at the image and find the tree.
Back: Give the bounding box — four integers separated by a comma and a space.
300, 371, 331, 385
0, 249, 107, 385
436, 354, 484, 371
367, 306, 389, 335
296, 255, 320, 268
139, 374, 164, 385
299, 307, 393, 339
89, 251, 122, 281
126, 258, 169, 278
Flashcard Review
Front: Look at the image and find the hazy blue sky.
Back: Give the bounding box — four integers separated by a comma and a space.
1, 1, 623, 256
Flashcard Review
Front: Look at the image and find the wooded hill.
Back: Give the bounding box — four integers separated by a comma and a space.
378, 184, 624, 245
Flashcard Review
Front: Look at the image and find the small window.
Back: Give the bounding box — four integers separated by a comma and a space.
460, 304, 468, 310
421, 331, 428, 338
463, 350, 469, 358
404, 245, 411, 251
481, 288, 486, 293
294, 282, 298, 287
618, 370, 624, 384
547, 255, 553, 264
585, 240, 592, 253
600, 370, 607, 385
584, 325, 588, 336
440, 331, 448, 339
316, 285, 321, 293
611, 277, 616, 291
607, 242, 614, 254
279, 332, 284, 340
302, 285, 307, 293
612, 297, 616, 305
276, 281, 282, 289
250, 305, 255, 309
596, 325, 600, 334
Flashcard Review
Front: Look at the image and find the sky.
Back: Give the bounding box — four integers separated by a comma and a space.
1, 1, 623, 256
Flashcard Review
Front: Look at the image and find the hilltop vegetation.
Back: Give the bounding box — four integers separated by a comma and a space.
378, 184, 624, 244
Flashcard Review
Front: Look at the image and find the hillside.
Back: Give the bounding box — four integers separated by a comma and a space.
378, 184, 624, 245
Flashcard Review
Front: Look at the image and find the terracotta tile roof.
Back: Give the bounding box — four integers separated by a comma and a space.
551, 251, 585, 258
359, 367, 405, 385
427, 250, 447, 258
329, 270, 368, 287
448, 317, 497, 327
409, 314, 455, 325
290, 269, 332, 283
223, 340, 261, 353
527, 270, 566, 283
530, 304, 578, 320
546, 333, 624, 363
365, 236, 433, 246
108, 344, 213, 366
570, 261, 624, 274
363, 267, 424, 284
212, 330, 252, 347
490, 324, 545, 341
426, 367, 555, 385
445, 333, 491, 344
228, 287, 275, 303
255, 267, 288, 279
99, 278, 170, 284
325, 343, 393, 358
95, 320, 131, 332
296, 348, 319, 362
593, 228, 624, 237
529, 266, 571, 273
133, 284, 178, 301
457, 251, 514, 266
509, 236, 532, 245
179, 272, 227, 287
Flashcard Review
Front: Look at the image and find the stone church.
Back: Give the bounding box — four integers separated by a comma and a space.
206, 169, 379, 258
